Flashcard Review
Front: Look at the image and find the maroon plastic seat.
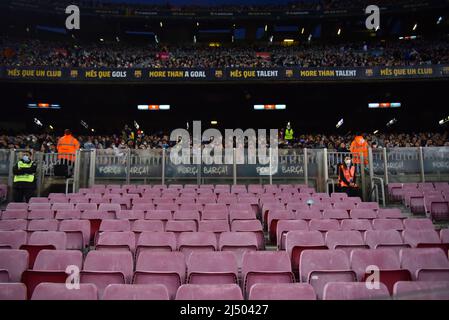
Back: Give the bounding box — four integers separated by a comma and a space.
187, 251, 238, 284
429, 200, 449, 221
145, 210, 172, 221
341, 219, 372, 231
249, 283, 316, 300
0, 283, 27, 300
295, 209, 322, 220
81, 251, 134, 298
309, 219, 340, 232
267, 210, 295, 244
229, 210, 256, 224
132, 220, 164, 234
177, 232, 217, 257
98, 203, 122, 215
198, 220, 230, 234
393, 281, 449, 300
29, 197, 50, 204
22, 249, 83, 299
99, 220, 131, 232
286, 230, 327, 272
230, 220, 265, 250
400, 248, 449, 280
372, 218, 404, 231
299, 249, 357, 299
350, 209, 377, 220
80, 210, 116, 242
219, 232, 258, 268
350, 248, 412, 294
403, 218, 434, 230
5, 203, 28, 211
323, 282, 390, 300
165, 220, 197, 235
365, 230, 410, 254
402, 229, 442, 248
201, 210, 228, 221
441, 229, 449, 243
55, 210, 81, 220
28, 203, 52, 211
155, 203, 178, 212
22, 231, 67, 268
323, 209, 349, 220
377, 208, 404, 219
51, 203, 74, 212
1, 209, 28, 220
74, 203, 97, 212
116, 210, 145, 221
175, 284, 243, 300
28, 210, 54, 220
0, 249, 28, 282
242, 251, 294, 298
27, 219, 59, 232
276, 220, 309, 250
173, 210, 200, 225
133, 251, 186, 299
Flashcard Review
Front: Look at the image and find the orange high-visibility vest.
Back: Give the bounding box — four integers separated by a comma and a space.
338, 165, 356, 187
57, 134, 80, 161
350, 136, 368, 164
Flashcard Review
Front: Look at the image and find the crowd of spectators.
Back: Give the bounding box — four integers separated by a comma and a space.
1, 130, 447, 153
2, 37, 449, 68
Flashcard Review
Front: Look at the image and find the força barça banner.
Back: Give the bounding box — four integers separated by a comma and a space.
1, 65, 448, 82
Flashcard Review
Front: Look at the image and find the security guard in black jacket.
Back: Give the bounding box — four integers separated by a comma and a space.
13, 151, 37, 202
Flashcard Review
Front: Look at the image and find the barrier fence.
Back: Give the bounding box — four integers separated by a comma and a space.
1, 147, 448, 203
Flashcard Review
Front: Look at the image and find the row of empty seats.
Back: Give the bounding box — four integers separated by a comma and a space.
1, 248, 448, 299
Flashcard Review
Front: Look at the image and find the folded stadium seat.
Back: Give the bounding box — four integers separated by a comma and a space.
377, 208, 404, 219
0, 219, 28, 231
350, 249, 412, 294
55, 210, 81, 220
81, 251, 134, 298
267, 210, 295, 244
0, 249, 29, 282
133, 251, 185, 300
230, 220, 265, 250
300, 249, 357, 300
393, 281, 449, 300
173, 210, 200, 227
58, 220, 90, 250
372, 218, 404, 231
29, 197, 49, 204
0, 230, 27, 249
325, 230, 368, 255
287, 203, 310, 213
51, 203, 74, 212
27, 219, 59, 232
155, 203, 179, 212
441, 229, 449, 243
295, 209, 322, 221
110, 198, 132, 210
179, 204, 203, 212
424, 196, 446, 213
0, 283, 27, 300
241, 251, 294, 298
350, 209, 378, 220
198, 221, 230, 235
364, 230, 410, 254
428, 200, 449, 221
201, 210, 228, 221
99, 220, 131, 232
28, 210, 54, 220
175, 284, 243, 300
136, 232, 176, 258
98, 203, 122, 215
22, 231, 67, 268
219, 232, 258, 268
309, 219, 341, 233
403, 218, 434, 230
249, 283, 316, 300
31, 283, 98, 300
286, 230, 327, 272
229, 203, 254, 214
28, 203, 52, 212
402, 229, 445, 252
145, 210, 172, 222
96, 231, 136, 254
400, 248, 449, 281
407, 194, 425, 214
204, 203, 228, 212
276, 220, 309, 250
165, 221, 197, 236
388, 183, 403, 202
229, 210, 256, 225
132, 220, 164, 235
323, 209, 350, 220
74, 203, 97, 212
330, 192, 348, 202
1, 209, 28, 220
323, 282, 390, 300
5, 203, 28, 211
80, 210, 115, 243
261, 203, 285, 227
22, 249, 83, 299
341, 219, 373, 232
116, 210, 145, 221
103, 284, 169, 300
177, 232, 217, 257
187, 251, 238, 285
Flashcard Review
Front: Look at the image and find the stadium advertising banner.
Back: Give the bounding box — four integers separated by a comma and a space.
1, 65, 448, 82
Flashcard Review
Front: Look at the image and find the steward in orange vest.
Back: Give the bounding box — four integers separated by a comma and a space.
57, 129, 80, 162
338, 157, 357, 188
350, 135, 369, 165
